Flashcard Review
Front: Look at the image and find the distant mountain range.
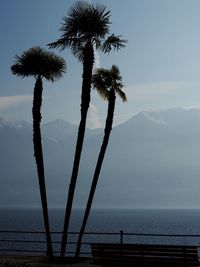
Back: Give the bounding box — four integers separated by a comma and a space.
1, 107, 200, 209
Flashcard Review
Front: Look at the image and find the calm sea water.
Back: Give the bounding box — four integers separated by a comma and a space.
1, 208, 200, 255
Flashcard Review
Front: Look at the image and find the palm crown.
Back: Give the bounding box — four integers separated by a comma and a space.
11, 46, 66, 259
48, 1, 127, 60
11, 46, 66, 81
92, 65, 127, 102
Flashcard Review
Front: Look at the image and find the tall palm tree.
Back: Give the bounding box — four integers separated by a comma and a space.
48, 1, 127, 258
11, 47, 66, 260
75, 65, 127, 257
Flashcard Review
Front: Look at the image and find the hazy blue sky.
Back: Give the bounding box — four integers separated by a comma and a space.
1, 0, 200, 128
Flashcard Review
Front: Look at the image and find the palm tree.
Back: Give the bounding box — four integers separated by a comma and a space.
48, 1, 127, 258
11, 47, 66, 260
75, 65, 127, 257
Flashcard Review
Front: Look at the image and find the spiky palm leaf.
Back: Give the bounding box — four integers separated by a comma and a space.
65, 1, 110, 40
92, 65, 127, 102
101, 34, 127, 53
49, 1, 110, 47
48, 1, 126, 59
11, 46, 66, 81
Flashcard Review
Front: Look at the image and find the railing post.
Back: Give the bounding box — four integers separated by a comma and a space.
120, 230, 124, 245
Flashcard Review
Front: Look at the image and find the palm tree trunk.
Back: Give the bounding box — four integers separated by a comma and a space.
60, 43, 94, 259
75, 89, 116, 258
32, 76, 53, 260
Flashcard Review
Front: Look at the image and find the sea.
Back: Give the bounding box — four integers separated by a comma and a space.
1, 208, 200, 256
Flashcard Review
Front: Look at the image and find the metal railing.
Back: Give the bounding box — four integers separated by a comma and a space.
1, 230, 200, 257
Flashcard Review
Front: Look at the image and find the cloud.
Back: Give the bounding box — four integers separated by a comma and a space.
71, 103, 103, 129
0, 95, 32, 110
125, 80, 200, 99
87, 103, 103, 129
93, 48, 101, 70
124, 80, 200, 108
126, 81, 187, 98
183, 105, 200, 109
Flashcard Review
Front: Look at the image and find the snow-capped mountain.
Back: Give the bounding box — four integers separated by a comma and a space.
42, 119, 77, 142
1, 107, 200, 209
0, 117, 32, 131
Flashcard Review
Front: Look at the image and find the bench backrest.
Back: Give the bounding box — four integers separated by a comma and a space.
91, 243, 199, 266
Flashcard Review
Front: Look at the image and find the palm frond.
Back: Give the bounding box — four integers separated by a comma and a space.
115, 87, 127, 102
110, 65, 122, 81
11, 46, 66, 81
92, 70, 110, 101
47, 37, 82, 51
47, 38, 68, 50
94, 86, 110, 101
48, 1, 112, 54
48, 1, 127, 64
92, 65, 127, 102
101, 34, 127, 53
71, 43, 85, 62
64, 1, 111, 41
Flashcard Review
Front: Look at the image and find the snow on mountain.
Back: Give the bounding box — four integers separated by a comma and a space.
138, 107, 200, 127
138, 111, 171, 125
0, 117, 32, 132
42, 119, 77, 142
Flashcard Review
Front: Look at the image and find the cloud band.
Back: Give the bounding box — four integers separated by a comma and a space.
0, 95, 32, 110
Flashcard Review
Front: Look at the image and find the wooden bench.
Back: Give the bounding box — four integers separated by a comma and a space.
90, 243, 199, 266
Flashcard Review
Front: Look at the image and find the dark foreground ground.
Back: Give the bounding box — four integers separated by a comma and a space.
0, 255, 96, 266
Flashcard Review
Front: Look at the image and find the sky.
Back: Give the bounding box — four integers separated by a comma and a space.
1, 0, 200, 128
